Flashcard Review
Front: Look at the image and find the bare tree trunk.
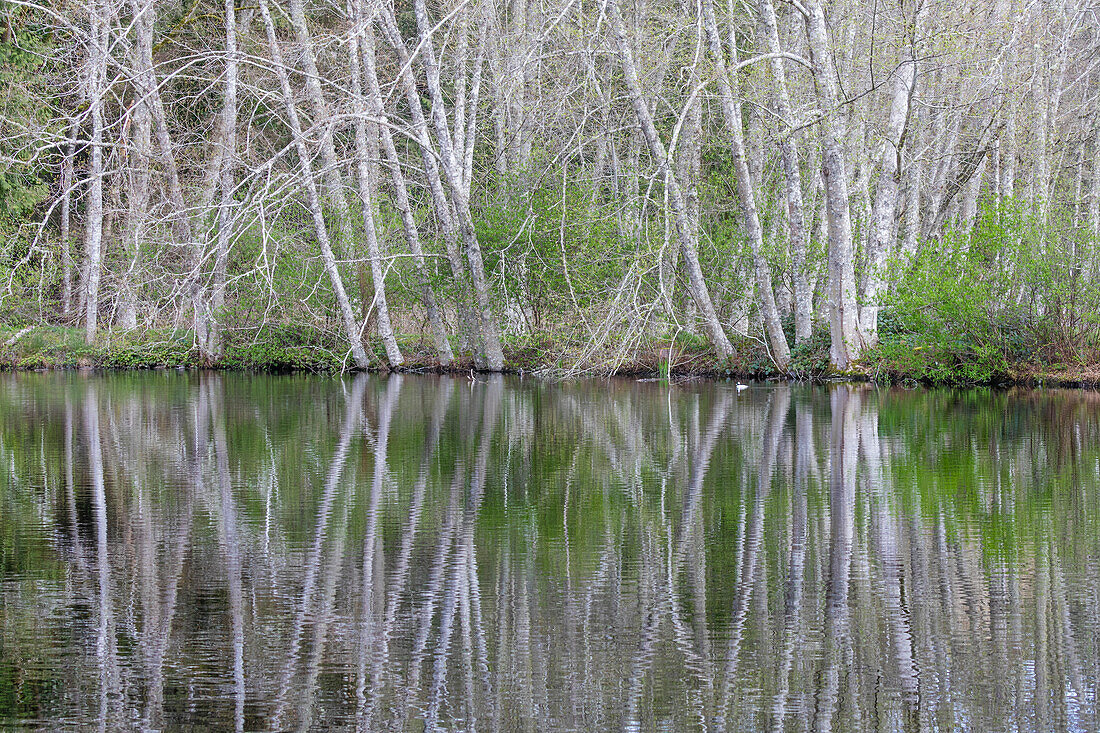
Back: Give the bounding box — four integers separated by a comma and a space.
1002, 59, 1017, 202
118, 0, 157, 332
461, 23, 486, 198
759, 0, 812, 343
378, 12, 481, 357
206, 0, 239, 358
804, 0, 862, 369
902, 152, 922, 259
284, 0, 400, 363
124, 4, 202, 340
1090, 105, 1100, 235
409, 0, 506, 371
361, 35, 454, 366
258, 0, 370, 369
702, 0, 789, 367
60, 124, 75, 316
607, 0, 734, 359
348, 2, 403, 367
960, 156, 986, 234
1031, 23, 1049, 220
859, 1, 923, 346
83, 0, 108, 343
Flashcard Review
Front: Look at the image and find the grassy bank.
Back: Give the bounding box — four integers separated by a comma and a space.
3, 323, 1099, 388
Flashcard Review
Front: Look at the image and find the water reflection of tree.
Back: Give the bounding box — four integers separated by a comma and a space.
1, 375, 1100, 730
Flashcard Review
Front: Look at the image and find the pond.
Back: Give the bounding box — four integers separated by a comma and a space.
1, 372, 1098, 731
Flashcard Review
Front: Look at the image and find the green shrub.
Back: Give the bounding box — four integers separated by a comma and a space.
876, 199, 1100, 383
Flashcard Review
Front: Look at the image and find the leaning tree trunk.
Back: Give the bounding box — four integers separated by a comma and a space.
607, 0, 734, 359
859, 3, 923, 346
702, 0, 790, 368
348, 0, 403, 367
378, 10, 480, 356
258, 0, 370, 369
804, 0, 862, 369
360, 23, 454, 366
286, 0, 400, 365
409, 0, 505, 371
758, 0, 812, 343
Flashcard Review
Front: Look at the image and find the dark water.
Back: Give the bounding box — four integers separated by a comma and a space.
1, 373, 1099, 732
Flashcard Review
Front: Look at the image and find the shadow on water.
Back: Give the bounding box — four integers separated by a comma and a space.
1, 373, 1100, 731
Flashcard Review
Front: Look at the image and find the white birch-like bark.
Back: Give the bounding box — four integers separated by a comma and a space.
702, 0, 790, 367
1090, 112, 1100, 235
607, 0, 734, 358
258, 0, 370, 369
461, 22, 487, 198
378, 10, 481, 356
284, 0, 401, 363
804, 0, 862, 368
360, 23, 454, 365
123, 5, 202, 340
960, 156, 986, 233
348, 1, 403, 367
206, 0, 239, 358
60, 123, 76, 318
859, 1, 924, 345
118, 0, 157, 332
759, 0, 812, 343
902, 152, 922, 259
1031, 22, 1050, 219
83, 0, 108, 342
409, 0, 506, 370
1002, 60, 1017, 202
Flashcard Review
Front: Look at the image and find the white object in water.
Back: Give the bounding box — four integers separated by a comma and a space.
736, 383, 749, 392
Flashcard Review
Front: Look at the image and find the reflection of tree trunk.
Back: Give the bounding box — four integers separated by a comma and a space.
210, 379, 246, 732
354, 375, 402, 731
423, 378, 501, 729
1035, 540, 1050, 730
86, 386, 118, 731
771, 398, 811, 732
398, 381, 498, 726
718, 387, 790, 729
64, 394, 88, 573
1048, 540, 1083, 710
860, 399, 918, 722
813, 386, 858, 733
269, 374, 368, 728
667, 390, 734, 720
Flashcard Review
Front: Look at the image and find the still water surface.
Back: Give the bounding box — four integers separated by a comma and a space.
1, 372, 1099, 731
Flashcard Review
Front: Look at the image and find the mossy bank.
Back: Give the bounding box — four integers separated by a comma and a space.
3, 324, 1098, 389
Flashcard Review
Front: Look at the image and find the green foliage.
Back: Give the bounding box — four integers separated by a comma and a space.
0, 15, 53, 230
786, 328, 831, 379
99, 330, 198, 369
220, 324, 344, 372
874, 200, 1100, 384
475, 165, 633, 332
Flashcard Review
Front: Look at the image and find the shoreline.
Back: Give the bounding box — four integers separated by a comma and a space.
2, 325, 1097, 389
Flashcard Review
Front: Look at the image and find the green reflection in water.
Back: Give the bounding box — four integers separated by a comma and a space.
1, 372, 1099, 731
